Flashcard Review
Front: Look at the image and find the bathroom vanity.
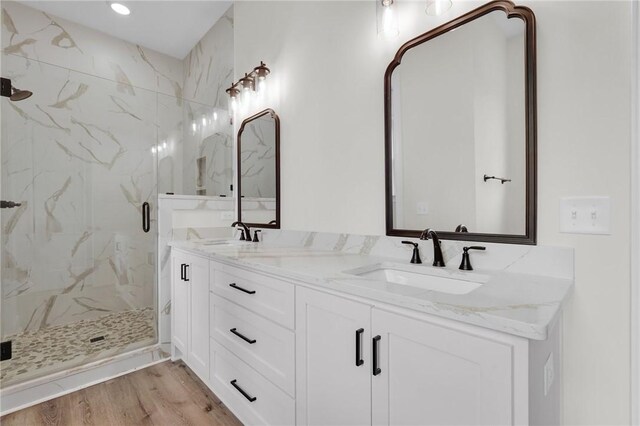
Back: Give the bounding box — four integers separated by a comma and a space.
169, 3, 567, 424
170, 231, 572, 426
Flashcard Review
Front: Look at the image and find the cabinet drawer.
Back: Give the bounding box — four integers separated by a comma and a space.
210, 294, 295, 396
210, 339, 295, 426
211, 262, 294, 329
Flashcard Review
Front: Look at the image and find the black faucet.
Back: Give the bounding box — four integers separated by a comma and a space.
455, 224, 468, 233
401, 241, 422, 264
252, 230, 262, 242
231, 221, 251, 241
419, 229, 445, 267
459, 246, 486, 270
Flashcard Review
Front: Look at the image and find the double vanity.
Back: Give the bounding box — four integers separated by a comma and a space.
169, 2, 571, 424
169, 230, 573, 426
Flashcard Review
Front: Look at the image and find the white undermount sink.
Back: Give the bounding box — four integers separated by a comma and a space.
344, 263, 489, 295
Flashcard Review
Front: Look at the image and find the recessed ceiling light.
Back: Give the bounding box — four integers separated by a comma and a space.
110, 2, 130, 16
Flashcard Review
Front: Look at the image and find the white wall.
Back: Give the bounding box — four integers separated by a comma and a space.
235, 1, 633, 424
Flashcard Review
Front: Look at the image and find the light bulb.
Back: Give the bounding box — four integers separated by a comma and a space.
162, 141, 167, 149
258, 78, 267, 94
377, 0, 399, 39
213, 111, 218, 121
151, 146, 157, 154
202, 116, 207, 126
242, 86, 252, 104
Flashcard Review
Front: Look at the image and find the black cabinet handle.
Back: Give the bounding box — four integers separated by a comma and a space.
373, 335, 381, 376
142, 202, 150, 233
230, 328, 256, 344
230, 379, 257, 402
180, 263, 185, 281
229, 283, 255, 294
184, 264, 189, 282
355, 328, 364, 366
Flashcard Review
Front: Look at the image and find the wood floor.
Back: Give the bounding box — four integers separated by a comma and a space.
1, 361, 242, 426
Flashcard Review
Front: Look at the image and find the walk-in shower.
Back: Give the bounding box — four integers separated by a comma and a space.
1, 51, 158, 388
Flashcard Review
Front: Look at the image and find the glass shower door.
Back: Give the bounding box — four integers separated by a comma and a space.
1, 54, 158, 387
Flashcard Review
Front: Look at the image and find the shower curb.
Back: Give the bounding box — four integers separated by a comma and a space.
0, 344, 168, 416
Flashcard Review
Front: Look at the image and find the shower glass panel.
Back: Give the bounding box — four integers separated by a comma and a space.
157, 94, 233, 197
1, 54, 158, 387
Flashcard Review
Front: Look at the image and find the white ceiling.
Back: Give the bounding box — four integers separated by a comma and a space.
17, 0, 233, 59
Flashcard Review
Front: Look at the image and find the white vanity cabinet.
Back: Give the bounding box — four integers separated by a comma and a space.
295, 288, 528, 426
295, 287, 372, 426
371, 308, 527, 426
171, 249, 560, 426
171, 250, 210, 383
208, 260, 296, 426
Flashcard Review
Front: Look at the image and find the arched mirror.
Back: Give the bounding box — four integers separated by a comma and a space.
237, 108, 280, 228
384, 0, 536, 244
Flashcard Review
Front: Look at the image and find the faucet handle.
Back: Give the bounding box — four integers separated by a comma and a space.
238, 229, 246, 241
401, 241, 422, 264
459, 246, 486, 271
253, 230, 262, 242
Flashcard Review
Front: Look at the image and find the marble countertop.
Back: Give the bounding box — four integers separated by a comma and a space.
169, 239, 574, 340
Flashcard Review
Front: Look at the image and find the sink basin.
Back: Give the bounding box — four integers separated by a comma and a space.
344, 263, 489, 295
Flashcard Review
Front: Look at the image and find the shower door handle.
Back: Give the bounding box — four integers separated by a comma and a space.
0, 201, 22, 209
142, 202, 150, 233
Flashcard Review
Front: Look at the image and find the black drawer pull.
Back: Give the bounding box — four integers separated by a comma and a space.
180, 264, 185, 281
373, 335, 381, 376
230, 379, 257, 402
229, 283, 255, 294
355, 328, 364, 367
230, 328, 256, 344
184, 264, 189, 282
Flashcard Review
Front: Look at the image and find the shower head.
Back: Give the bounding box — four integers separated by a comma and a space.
10, 88, 33, 101
1, 77, 32, 102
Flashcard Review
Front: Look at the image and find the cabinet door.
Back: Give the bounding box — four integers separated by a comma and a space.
372, 309, 514, 426
187, 255, 210, 382
296, 287, 371, 426
172, 253, 189, 356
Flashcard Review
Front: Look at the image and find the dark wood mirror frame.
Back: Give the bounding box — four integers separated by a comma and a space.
384, 0, 537, 245
237, 108, 281, 229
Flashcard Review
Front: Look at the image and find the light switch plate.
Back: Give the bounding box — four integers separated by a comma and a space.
559, 196, 611, 235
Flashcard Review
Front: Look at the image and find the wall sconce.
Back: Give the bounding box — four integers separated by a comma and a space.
226, 61, 271, 123
377, 0, 399, 39
425, 0, 452, 16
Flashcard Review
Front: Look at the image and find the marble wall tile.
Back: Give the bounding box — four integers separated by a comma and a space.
157, 5, 234, 197
183, 5, 234, 108
2, 1, 183, 97
1, 1, 236, 344
1, 53, 157, 337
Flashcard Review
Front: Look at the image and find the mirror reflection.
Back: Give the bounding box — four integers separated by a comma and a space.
158, 99, 233, 197
389, 10, 529, 237
238, 109, 280, 227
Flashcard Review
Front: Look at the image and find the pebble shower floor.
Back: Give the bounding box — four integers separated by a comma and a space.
0, 307, 155, 387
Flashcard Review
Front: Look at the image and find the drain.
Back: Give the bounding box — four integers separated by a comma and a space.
90, 336, 105, 343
